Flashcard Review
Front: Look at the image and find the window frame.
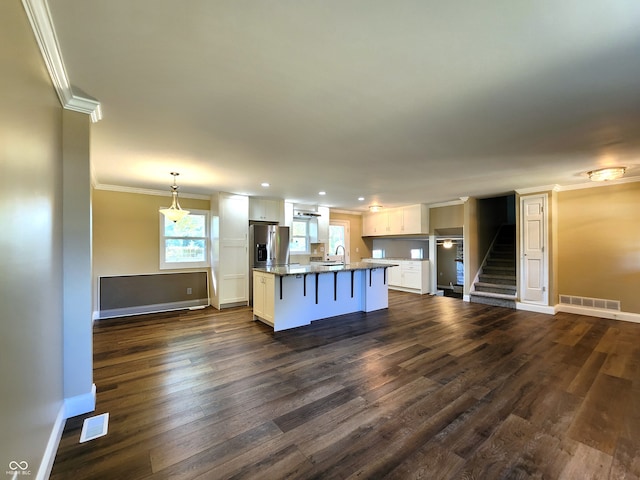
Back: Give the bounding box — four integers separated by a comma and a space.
290, 218, 310, 254
159, 208, 210, 270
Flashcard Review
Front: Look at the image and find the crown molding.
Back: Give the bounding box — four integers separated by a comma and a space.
331, 208, 363, 216
22, 0, 102, 123
515, 184, 561, 195
429, 198, 466, 208
555, 175, 640, 192
93, 183, 212, 201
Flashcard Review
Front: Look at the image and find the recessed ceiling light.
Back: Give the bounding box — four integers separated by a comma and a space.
319, 191, 326, 195
261, 182, 270, 187
358, 197, 365, 201
369, 205, 383, 212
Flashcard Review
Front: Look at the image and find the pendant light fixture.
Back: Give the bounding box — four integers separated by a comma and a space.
159, 172, 190, 222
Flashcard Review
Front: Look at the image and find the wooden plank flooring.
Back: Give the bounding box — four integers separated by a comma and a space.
50, 292, 640, 479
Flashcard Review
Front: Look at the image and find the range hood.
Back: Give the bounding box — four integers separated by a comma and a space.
295, 210, 321, 218
294, 204, 321, 218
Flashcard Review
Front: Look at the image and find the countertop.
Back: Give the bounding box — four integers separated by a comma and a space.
363, 257, 430, 261
253, 261, 398, 277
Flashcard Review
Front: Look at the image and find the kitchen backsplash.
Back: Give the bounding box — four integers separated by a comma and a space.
371, 238, 430, 259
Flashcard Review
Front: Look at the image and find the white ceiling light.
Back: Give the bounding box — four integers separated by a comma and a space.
587, 166, 626, 182
319, 191, 326, 195
159, 172, 190, 222
261, 182, 270, 187
443, 239, 454, 249
369, 205, 382, 212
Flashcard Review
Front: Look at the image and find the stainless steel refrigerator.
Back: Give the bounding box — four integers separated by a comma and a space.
249, 224, 290, 305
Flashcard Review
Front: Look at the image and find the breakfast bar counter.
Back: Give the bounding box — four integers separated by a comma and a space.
252, 262, 396, 331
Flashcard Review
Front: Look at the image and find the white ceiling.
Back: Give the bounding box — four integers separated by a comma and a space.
48, 0, 640, 210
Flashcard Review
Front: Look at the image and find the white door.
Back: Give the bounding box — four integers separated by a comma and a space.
520, 194, 548, 304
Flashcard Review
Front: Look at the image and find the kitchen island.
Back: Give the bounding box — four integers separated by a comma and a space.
252, 262, 395, 331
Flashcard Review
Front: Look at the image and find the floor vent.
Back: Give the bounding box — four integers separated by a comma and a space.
559, 294, 620, 311
80, 413, 109, 443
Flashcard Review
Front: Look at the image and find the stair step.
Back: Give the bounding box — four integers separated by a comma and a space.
491, 250, 515, 256
471, 290, 517, 300
478, 273, 516, 285
474, 282, 517, 295
486, 258, 513, 265
482, 266, 516, 275
492, 250, 515, 256
483, 262, 515, 270
470, 292, 517, 309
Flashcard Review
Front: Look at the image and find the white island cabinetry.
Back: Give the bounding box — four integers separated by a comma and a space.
252, 262, 393, 332
253, 270, 274, 325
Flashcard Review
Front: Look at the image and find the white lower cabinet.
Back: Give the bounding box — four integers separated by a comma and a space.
401, 261, 423, 290
363, 259, 429, 294
253, 271, 274, 325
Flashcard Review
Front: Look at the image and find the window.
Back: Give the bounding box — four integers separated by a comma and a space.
372, 249, 384, 259
329, 220, 350, 261
290, 219, 309, 254
410, 248, 423, 259
160, 209, 210, 269
328, 224, 345, 254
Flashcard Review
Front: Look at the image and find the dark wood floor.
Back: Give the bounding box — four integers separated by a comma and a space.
51, 291, 640, 479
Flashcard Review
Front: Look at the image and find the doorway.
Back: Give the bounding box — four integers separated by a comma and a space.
436, 237, 464, 298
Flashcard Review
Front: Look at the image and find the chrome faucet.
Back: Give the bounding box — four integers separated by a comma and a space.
335, 245, 346, 265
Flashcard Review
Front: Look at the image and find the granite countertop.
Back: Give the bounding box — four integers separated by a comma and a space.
253, 261, 398, 277
364, 257, 430, 261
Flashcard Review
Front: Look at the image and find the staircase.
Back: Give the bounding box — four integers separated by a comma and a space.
470, 224, 517, 308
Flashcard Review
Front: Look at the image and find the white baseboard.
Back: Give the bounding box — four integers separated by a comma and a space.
36, 403, 66, 480
556, 304, 640, 324
516, 302, 556, 315
36, 384, 97, 480
97, 299, 209, 319
64, 383, 96, 419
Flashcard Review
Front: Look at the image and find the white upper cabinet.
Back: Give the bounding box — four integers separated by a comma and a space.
249, 197, 283, 223
362, 212, 381, 236
362, 204, 428, 237
317, 206, 330, 242
399, 204, 427, 234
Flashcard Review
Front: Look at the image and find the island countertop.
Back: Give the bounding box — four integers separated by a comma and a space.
253, 261, 397, 277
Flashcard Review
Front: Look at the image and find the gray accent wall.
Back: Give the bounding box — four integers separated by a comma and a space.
99, 272, 209, 318
0, 0, 65, 473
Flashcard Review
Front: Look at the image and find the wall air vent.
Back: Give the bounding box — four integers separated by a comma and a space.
559, 294, 620, 311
